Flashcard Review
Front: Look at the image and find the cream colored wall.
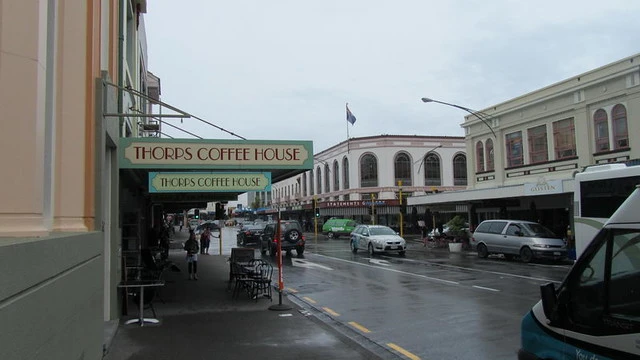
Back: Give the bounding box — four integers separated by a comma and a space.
0, 0, 49, 236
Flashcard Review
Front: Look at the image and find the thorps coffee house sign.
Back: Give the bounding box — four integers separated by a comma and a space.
119, 138, 313, 169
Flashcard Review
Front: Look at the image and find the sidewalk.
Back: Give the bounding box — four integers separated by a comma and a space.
103, 229, 384, 360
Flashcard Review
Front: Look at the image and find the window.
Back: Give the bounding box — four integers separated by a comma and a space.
476, 141, 484, 172
485, 139, 494, 171
324, 164, 330, 193
527, 125, 548, 164
360, 154, 378, 187
394, 153, 412, 186
424, 153, 441, 186
316, 166, 322, 194
612, 104, 629, 150
488, 221, 507, 234
553, 118, 576, 159
309, 169, 314, 195
609, 230, 640, 319
453, 154, 467, 186
505, 131, 523, 167
593, 109, 609, 152
333, 161, 339, 191
342, 157, 350, 189
302, 173, 307, 197
506, 224, 521, 236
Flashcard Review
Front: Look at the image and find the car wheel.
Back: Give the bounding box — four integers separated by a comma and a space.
368, 243, 375, 256
327, 232, 334, 239
296, 245, 304, 256
284, 229, 301, 242
520, 247, 533, 263
477, 244, 488, 258
399, 250, 406, 257
350, 240, 358, 253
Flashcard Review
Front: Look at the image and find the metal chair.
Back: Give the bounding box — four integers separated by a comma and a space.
249, 261, 273, 301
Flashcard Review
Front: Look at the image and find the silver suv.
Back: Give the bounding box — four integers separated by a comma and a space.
471, 220, 567, 263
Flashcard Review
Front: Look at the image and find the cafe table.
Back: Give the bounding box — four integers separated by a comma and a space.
118, 279, 165, 326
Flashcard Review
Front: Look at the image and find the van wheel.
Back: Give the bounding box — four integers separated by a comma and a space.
350, 240, 358, 253
520, 247, 533, 263
477, 244, 488, 258
327, 232, 335, 239
368, 243, 375, 257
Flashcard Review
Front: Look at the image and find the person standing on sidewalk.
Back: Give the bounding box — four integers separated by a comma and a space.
200, 227, 211, 255
184, 230, 199, 280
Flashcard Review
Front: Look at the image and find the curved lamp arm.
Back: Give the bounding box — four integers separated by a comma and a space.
421, 97, 497, 138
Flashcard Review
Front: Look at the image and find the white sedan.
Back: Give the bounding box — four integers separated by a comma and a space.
350, 224, 406, 256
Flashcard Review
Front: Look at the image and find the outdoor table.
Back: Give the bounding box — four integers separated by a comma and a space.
118, 279, 165, 326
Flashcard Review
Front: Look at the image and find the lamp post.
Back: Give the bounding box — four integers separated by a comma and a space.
421, 97, 496, 137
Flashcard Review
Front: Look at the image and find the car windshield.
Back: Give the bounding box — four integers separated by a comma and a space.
369, 227, 396, 236
522, 223, 557, 238
244, 224, 264, 230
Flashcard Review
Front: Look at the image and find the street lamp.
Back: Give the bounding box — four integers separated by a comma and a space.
421, 97, 497, 137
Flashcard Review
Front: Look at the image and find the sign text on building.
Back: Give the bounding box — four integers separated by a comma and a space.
148, 172, 271, 193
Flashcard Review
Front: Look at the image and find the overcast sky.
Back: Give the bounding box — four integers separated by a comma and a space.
144, 0, 640, 154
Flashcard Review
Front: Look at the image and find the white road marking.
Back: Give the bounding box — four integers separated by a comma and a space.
473, 285, 500, 292
291, 258, 334, 271
369, 258, 391, 266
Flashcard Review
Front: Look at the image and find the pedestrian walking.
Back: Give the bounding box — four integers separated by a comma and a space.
184, 230, 199, 280
200, 227, 211, 255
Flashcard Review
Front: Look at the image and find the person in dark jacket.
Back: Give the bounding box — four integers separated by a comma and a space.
184, 230, 199, 280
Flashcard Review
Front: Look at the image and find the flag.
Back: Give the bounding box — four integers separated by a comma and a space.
346, 103, 357, 125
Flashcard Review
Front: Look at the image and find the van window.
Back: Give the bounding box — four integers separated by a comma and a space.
475, 222, 491, 233
609, 230, 640, 320
505, 224, 521, 236
488, 221, 507, 234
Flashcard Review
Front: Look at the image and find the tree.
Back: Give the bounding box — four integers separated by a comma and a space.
445, 215, 469, 242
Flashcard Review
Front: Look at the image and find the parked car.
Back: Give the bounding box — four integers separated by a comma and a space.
321, 218, 359, 239
236, 222, 267, 246
471, 219, 567, 263
350, 224, 407, 256
260, 220, 305, 256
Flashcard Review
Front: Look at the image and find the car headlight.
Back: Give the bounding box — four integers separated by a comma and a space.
532, 244, 550, 248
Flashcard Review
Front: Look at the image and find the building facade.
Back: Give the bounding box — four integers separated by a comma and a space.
409, 54, 640, 241
0, 1, 155, 359
266, 135, 467, 230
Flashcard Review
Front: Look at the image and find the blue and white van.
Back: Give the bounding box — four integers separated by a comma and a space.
518, 186, 640, 360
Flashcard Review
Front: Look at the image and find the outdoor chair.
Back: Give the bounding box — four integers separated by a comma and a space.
249, 261, 273, 301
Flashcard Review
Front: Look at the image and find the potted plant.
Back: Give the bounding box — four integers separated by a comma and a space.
445, 215, 468, 252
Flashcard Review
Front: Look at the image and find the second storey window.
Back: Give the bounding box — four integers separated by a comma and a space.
506, 131, 523, 167
612, 104, 629, 150
553, 118, 576, 159
593, 109, 609, 152
476, 141, 484, 172
528, 125, 548, 164
424, 153, 441, 186
485, 139, 494, 171
360, 154, 378, 187
343, 157, 350, 189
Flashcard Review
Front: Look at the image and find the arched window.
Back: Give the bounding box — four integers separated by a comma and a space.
453, 154, 467, 186
476, 141, 484, 172
612, 104, 629, 149
309, 169, 314, 195
333, 160, 340, 191
593, 109, 609, 152
424, 153, 441, 186
342, 157, 350, 189
316, 166, 322, 194
324, 163, 331, 193
485, 139, 494, 171
302, 173, 307, 197
360, 154, 378, 187
394, 153, 412, 186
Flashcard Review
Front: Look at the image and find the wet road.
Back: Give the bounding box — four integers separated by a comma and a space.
214, 227, 572, 359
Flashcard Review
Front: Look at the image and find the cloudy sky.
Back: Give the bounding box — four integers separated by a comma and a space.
144, 0, 640, 153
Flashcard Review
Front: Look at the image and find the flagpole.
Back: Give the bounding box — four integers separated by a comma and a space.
346, 102, 350, 153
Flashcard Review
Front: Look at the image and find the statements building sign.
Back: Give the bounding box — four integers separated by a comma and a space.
148, 172, 271, 193
119, 138, 313, 169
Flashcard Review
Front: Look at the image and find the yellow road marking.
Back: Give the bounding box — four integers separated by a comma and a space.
286, 287, 298, 293
387, 343, 421, 360
322, 307, 340, 316
302, 296, 316, 304
348, 321, 371, 333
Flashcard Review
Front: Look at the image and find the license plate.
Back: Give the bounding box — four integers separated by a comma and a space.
553, 252, 561, 256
